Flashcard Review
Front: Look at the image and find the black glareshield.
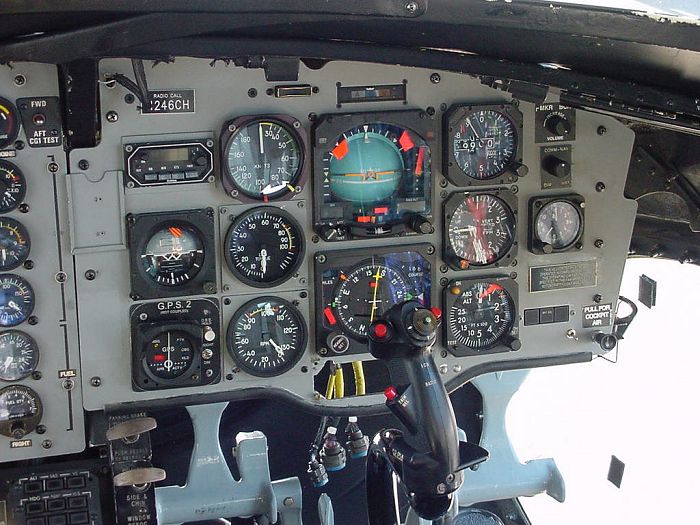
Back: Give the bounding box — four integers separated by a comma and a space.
366, 301, 489, 523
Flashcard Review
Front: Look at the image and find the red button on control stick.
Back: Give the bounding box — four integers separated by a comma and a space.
384, 386, 398, 401
430, 307, 442, 320
373, 322, 389, 339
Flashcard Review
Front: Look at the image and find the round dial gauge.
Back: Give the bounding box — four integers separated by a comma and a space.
0, 161, 26, 214
535, 200, 582, 250
0, 331, 38, 381
447, 194, 515, 267
144, 330, 195, 380
327, 123, 429, 207
227, 297, 306, 377
224, 207, 304, 288
333, 260, 411, 340
447, 281, 515, 351
0, 385, 42, 438
451, 110, 517, 180
0, 98, 20, 150
0, 275, 34, 327
0, 218, 30, 270
141, 223, 205, 287
223, 118, 303, 201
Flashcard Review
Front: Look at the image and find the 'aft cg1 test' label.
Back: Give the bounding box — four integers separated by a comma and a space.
142, 90, 195, 114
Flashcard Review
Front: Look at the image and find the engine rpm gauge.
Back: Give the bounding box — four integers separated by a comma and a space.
445, 280, 516, 353
0, 384, 42, 438
227, 297, 306, 377
0, 331, 38, 381
446, 193, 515, 268
224, 207, 304, 288
143, 330, 195, 380
141, 223, 205, 287
0, 218, 30, 270
534, 200, 583, 250
0, 98, 20, 150
0, 161, 26, 214
0, 275, 34, 327
222, 117, 303, 201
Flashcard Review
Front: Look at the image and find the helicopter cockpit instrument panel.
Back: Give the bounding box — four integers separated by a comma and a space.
0, 58, 636, 469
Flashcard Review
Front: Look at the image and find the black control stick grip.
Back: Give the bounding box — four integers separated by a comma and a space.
366, 301, 488, 521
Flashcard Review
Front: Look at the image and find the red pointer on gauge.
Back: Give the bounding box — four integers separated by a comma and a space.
479, 283, 503, 299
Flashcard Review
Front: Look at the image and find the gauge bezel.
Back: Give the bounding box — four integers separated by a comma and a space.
130, 298, 221, 392
0, 217, 30, 271
314, 244, 436, 356
312, 110, 436, 241
127, 208, 217, 300
226, 296, 308, 378
443, 276, 519, 357
0, 98, 21, 150
528, 194, 585, 254
223, 206, 305, 288
0, 160, 27, 214
219, 114, 308, 202
443, 188, 518, 270
0, 384, 42, 438
0, 330, 39, 382
443, 103, 523, 187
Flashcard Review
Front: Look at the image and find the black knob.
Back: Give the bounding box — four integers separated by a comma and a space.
593, 331, 618, 351
543, 155, 571, 178
409, 215, 434, 235
506, 336, 522, 351
194, 155, 208, 167
545, 115, 572, 137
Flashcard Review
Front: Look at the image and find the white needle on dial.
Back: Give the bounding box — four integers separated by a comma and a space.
164, 332, 173, 371
2, 356, 11, 370
8, 301, 21, 312
269, 338, 285, 359
260, 248, 268, 275
259, 123, 265, 155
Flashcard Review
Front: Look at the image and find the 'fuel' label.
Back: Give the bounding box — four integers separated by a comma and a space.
582, 303, 613, 327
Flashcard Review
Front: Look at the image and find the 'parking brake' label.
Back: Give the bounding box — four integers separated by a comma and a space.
582, 303, 613, 327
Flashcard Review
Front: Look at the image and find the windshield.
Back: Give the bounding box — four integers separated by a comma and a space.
542, 0, 699, 18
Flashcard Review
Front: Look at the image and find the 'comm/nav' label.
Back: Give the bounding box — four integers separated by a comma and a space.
582, 303, 614, 327
529, 260, 597, 292
142, 90, 195, 114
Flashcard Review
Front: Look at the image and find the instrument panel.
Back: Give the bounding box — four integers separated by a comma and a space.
0, 58, 637, 462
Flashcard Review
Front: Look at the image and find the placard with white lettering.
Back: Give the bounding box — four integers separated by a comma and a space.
529, 260, 597, 292
142, 90, 195, 114
582, 303, 613, 328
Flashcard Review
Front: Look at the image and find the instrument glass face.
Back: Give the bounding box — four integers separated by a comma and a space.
0, 274, 34, 327
0, 98, 20, 150
535, 200, 582, 249
0, 217, 30, 270
447, 281, 515, 350
0, 331, 38, 381
224, 207, 304, 287
318, 122, 431, 227
0, 161, 26, 214
451, 109, 517, 180
141, 224, 205, 287
144, 330, 195, 380
447, 194, 515, 267
224, 119, 303, 200
227, 297, 306, 377
321, 251, 431, 342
